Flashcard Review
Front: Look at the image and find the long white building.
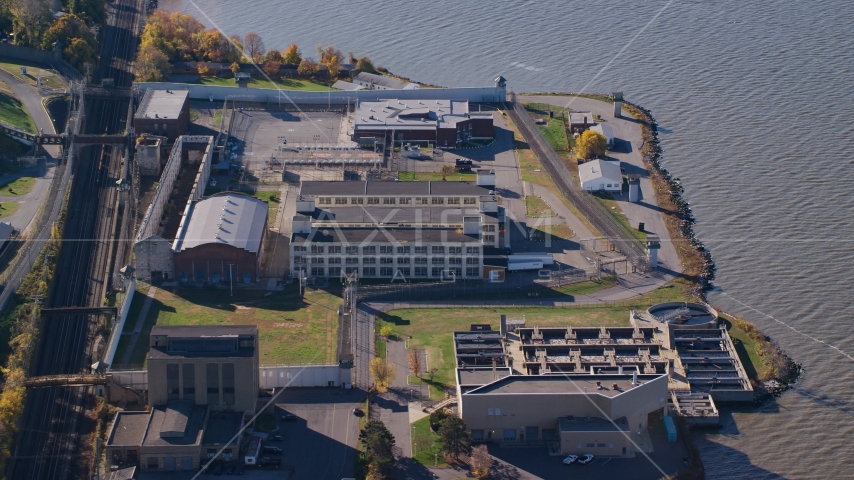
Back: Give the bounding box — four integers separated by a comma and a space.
290, 173, 502, 280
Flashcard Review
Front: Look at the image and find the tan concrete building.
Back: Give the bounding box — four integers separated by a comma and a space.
459, 373, 668, 456
147, 325, 259, 414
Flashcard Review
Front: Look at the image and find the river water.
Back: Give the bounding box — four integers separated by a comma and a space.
162, 1, 854, 478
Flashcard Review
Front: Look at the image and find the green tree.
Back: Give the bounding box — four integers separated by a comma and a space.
42, 14, 93, 50
429, 408, 450, 432
264, 48, 283, 63
63, 36, 97, 70
282, 42, 301, 65
7, 0, 52, 46
356, 56, 375, 73
575, 129, 607, 160
297, 57, 319, 77
135, 43, 171, 81
378, 324, 392, 340
67, 0, 105, 24
438, 415, 471, 459
360, 420, 395, 479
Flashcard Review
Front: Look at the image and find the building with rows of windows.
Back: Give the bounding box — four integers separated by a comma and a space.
290, 172, 501, 280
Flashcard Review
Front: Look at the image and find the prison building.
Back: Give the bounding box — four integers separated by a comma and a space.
352, 99, 494, 146
147, 325, 260, 413
290, 179, 502, 280
458, 373, 668, 456
134, 89, 191, 141
513, 326, 667, 375
172, 193, 268, 284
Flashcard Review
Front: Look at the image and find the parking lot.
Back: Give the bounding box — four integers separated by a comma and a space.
484, 421, 689, 480
139, 388, 363, 480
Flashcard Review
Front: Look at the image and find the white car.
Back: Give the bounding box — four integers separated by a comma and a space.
578, 454, 594, 465
562, 455, 578, 465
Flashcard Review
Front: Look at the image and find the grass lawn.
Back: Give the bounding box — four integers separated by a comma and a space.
504, 113, 599, 236
249, 190, 281, 223
720, 314, 762, 381
377, 305, 633, 399
113, 283, 341, 367
0, 201, 19, 218
189, 109, 199, 122
213, 109, 224, 126
0, 57, 65, 90
525, 195, 555, 217
398, 171, 477, 182
0, 176, 35, 196
0, 80, 36, 133
411, 416, 447, 468
199, 76, 332, 91
529, 222, 573, 241
537, 116, 569, 151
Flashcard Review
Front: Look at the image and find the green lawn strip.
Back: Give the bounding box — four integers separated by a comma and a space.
119, 283, 341, 366
398, 171, 477, 182
529, 222, 573, 242
378, 306, 633, 400
537, 117, 569, 151
248, 190, 280, 221
411, 416, 447, 468
376, 339, 386, 359
592, 192, 647, 242
719, 314, 762, 381
213, 109, 223, 125
0, 58, 65, 89
524, 195, 555, 218
0, 84, 37, 133
0, 201, 19, 218
189, 109, 199, 122
0, 176, 35, 196
199, 76, 332, 91
111, 282, 151, 365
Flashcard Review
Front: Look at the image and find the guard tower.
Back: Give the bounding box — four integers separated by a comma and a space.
495, 75, 507, 88
627, 175, 641, 202
646, 235, 661, 269
613, 91, 624, 117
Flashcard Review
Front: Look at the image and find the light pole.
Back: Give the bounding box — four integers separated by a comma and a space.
228, 263, 234, 296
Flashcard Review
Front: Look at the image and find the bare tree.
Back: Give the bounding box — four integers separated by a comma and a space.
243, 32, 265, 62
470, 444, 491, 479
406, 348, 422, 379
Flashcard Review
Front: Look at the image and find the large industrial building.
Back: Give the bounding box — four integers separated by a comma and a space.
290, 173, 502, 280
172, 193, 269, 284
106, 325, 258, 472
352, 99, 494, 146
133, 89, 191, 141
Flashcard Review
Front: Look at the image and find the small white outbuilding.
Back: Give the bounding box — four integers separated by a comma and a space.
579, 159, 622, 192
590, 123, 615, 146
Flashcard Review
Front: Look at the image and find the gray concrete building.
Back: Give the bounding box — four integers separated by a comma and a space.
147, 325, 259, 413
133, 89, 190, 141
291, 179, 502, 280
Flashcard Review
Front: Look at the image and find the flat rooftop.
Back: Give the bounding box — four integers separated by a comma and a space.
299, 180, 490, 197
150, 325, 258, 338
202, 411, 243, 446
457, 367, 512, 386
559, 416, 629, 432
136, 89, 189, 120
143, 402, 206, 447
292, 227, 481, 244
107, 411, 150, 446
312, 206, 498, 225
464, 374, 666, 397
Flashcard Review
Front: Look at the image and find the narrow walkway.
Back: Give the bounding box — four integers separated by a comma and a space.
118, 286, 157, 365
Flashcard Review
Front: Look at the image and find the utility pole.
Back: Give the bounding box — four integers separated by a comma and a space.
228, 263, 234, 296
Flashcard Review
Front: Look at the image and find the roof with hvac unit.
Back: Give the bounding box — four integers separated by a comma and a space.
578, 159, 622, 184
353, 72, 414, 89
135, 89, 189, 120
299, 180, 490, 197
353, 99, 493, 132
173, 193, 268, 253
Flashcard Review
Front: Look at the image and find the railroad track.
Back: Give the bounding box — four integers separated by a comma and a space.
7, 0, 144, 478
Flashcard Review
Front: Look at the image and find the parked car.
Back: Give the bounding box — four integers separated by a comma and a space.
269, 435, 284, 442
281, 413, 297, 422
578, 454, 595, 465
562, 454, 578, 465
263, 445, 282, 455
353, 407, 362, 416
224, 464, 234, 474
235, 464, 244, 475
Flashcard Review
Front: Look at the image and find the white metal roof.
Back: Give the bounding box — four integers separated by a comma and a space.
135, 89, 189, 120
579, 159, 622, 184
174, 194, 267, 253
331, 80, 364, 91
590, 123, 614, 143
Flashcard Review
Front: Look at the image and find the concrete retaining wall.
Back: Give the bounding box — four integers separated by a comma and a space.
135, 82, 507, 104
260, 365, 352, 389
103, 278, 136, 368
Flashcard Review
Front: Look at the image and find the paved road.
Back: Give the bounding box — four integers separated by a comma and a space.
517, 95, 682, 276
0, 67, 62, 235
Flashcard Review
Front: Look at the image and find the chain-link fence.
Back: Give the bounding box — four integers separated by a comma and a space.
506, 94, 648, 270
